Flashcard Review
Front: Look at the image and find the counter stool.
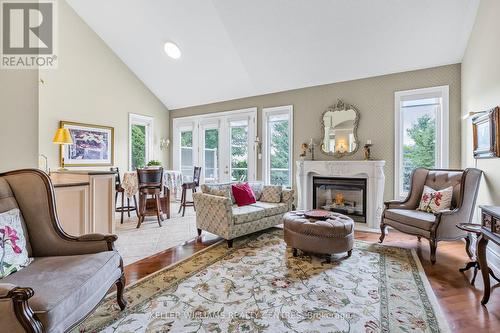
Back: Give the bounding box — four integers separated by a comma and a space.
178, 166, 201, 217
111, 167, 138, 224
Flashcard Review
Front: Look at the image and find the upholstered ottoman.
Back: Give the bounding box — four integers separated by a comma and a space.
283, 211, 354, 261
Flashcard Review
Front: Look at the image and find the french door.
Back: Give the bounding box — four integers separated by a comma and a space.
173, 108, 257, 184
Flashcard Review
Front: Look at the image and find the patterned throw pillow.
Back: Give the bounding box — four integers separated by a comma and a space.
260, 185, 283, 203
417, 186, 453, 213
247, 182, 263, 201
210, 188, 233, 200
0, 209, 32, 278
201, 184, 236, 203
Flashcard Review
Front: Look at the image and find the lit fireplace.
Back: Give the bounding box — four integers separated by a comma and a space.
312, 176, 367, 223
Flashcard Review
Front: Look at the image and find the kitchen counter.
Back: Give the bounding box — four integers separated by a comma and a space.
50, 171, 116, 236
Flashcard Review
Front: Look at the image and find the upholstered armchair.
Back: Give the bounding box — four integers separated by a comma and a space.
0, 169, 126, 333
379, 168, 482, 264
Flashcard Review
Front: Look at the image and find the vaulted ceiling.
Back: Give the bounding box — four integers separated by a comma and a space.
67, 0, 479, 109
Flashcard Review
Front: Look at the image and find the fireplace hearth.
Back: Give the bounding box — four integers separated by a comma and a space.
312, 177, 367, 223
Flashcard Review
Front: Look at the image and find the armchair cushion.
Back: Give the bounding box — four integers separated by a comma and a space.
385, 209, 436, 231
1, 251, 122, 332
0, 209, 32, 278
417, 185, 453, 213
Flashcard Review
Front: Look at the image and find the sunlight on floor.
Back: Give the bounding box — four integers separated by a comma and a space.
114, 202, 197, 265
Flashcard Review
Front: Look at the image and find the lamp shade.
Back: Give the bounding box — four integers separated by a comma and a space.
52, 128, 73, 145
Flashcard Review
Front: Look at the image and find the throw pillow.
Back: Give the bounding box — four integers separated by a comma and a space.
210, 188, 233, 200
260, 185, 283, 203
0, 209, 32, 278
417, 186, 453, 213
231, 182, 257, 207
247, 182, 263, 201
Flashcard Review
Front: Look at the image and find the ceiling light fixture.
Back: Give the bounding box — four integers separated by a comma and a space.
164, 41, 181, 59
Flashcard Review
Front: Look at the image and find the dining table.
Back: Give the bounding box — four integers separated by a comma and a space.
121, 169, 183, 202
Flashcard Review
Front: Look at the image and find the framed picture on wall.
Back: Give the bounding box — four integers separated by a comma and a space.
60, 121, 114, 167
472, 106, 500, 159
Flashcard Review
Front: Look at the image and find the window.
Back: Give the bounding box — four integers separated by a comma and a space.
180, 130, 194, 181
129, 114, 153, 170
394, 86, 449, 199
263, 105, 293, 187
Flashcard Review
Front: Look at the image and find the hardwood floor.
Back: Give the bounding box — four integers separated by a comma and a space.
123, 229, 499, 332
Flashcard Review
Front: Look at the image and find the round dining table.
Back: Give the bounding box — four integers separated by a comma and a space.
121, 170, 183, 202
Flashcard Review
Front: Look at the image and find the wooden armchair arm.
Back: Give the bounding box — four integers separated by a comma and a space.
75, 233, 118, 251
0, 284, 43, 333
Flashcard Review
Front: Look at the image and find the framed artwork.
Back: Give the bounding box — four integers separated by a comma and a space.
60, 121, 114, 167
472, 106, 500, 159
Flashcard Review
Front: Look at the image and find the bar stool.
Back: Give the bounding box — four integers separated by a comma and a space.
136, 167, 164, 228
178, 166, 202, 217
111, 167, 138, 224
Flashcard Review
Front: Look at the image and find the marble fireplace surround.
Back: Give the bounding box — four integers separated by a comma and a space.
296, 160, 386, 231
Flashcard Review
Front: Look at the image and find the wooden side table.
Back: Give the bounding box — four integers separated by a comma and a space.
456, 223, 500, 287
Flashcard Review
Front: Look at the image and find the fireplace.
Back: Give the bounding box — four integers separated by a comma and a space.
312, 176, 367, 223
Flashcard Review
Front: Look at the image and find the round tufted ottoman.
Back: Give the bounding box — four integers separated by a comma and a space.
283, 211, 354, 261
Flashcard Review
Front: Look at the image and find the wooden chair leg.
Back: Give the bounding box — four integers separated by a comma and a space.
155, 194, 162, 227
136, 194, 146, 229
178, 188, 185, 214
120, 192, 125, 224
430, 238, 437, 264
115, 273, 127, 311
127, 198, 131, 217
182, 195, 186, 217
115, 191, 119, 206
379, 223, 386, 243
133, 195, 139, 218
197, 228, 202, 236
166, 190, 171, 219
227, 239, 233, 248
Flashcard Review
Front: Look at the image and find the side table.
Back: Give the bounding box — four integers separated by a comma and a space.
456, 223, 500, 286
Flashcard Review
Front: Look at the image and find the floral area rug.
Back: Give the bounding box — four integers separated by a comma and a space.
76, 228, 449, 333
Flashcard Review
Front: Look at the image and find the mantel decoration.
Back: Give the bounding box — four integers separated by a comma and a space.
472, 106, 500, 158
320, 99, 360, 158
59, 121, 114, 167
363, 139, 373, 160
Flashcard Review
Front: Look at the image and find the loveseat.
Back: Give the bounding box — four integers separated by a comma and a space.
193, 182, 294, 247
0, 169, 126, 332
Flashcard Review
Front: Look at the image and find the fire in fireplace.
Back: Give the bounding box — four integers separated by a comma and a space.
312, 176, 367, 223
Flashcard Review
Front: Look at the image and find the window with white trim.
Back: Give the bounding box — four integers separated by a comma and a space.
262, 105, 293, 187
129, 114, 154, 170
394, 86, 449, 199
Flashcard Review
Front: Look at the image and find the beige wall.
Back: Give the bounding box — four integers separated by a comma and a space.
170, 64, 461, 200
461, 0, 500, 269
39, 0, 169, 172
0, 70, 39, 172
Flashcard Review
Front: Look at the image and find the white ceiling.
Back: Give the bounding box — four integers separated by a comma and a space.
67, 0, 479, 110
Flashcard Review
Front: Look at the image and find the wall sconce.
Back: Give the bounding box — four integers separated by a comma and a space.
255, 136, 262, 159
160, 138, 170, 151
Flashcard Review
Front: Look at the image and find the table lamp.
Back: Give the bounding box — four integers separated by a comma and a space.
52, 128, 73, 170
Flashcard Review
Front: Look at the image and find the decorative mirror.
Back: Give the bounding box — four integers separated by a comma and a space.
320, 99, 360, 157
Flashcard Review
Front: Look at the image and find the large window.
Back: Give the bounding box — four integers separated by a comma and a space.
263, 105, 293, 187
395, 86, 449, 199
129, 114, 153, 170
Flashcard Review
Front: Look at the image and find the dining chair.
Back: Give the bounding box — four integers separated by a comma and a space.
136, 167, 164, 228
110, 167, 138, 224
178, 166, 202, 217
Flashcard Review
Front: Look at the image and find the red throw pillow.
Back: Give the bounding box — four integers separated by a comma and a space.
231, 182, 256, 207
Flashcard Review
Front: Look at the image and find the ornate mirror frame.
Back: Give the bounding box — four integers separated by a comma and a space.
320, 99, 361, 158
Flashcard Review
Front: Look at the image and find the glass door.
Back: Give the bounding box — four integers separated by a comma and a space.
229, 119, 249, 182
200, 121, 220, 183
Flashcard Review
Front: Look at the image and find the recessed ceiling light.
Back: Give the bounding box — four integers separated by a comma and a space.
164, 41, 181, 59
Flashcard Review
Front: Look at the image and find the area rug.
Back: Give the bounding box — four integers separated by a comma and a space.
76, 228, 449, 332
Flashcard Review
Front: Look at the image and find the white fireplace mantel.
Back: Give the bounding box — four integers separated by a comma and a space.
296, 160, 386, 230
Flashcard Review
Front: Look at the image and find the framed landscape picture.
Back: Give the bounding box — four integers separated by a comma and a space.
60, 121, 114, 167
472, 106, 500, 159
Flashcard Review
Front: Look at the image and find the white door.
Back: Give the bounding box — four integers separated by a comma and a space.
173, 108, 257, 184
